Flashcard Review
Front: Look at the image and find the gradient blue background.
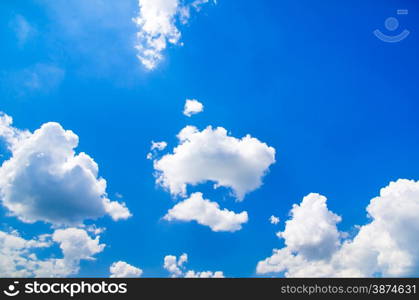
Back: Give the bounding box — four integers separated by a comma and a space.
0, 0, 418, 277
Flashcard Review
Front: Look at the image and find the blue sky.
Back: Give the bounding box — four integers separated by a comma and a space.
0, 0, 419, 278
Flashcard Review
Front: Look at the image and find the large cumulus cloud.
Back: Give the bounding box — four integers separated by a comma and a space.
256, 179, 419, 277
0, 113, 131, 225
154, 125, 276, 201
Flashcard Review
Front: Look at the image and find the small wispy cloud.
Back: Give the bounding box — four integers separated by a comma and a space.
1, 63, 65, 97
10, 15, 36, 47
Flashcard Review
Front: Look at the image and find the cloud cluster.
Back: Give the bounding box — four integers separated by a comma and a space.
0, 113, 131, 226
0, 228, 104, 277
256, 179, 419, 277
164, 253, 224, 278
110, 261, 143, 278
35, 228, 105, 277
0, 230, 50, 277
184, 270, 224, 278
164, 192, 248, 232
183, 99, 204, 117
133, 0, 214, 69
154, 125, 276, 200
164, 253, 188, 277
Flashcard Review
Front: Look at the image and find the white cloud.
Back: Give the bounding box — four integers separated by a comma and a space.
151, 141, 168, 151
0, 113, 30, 149
256, 179, 419, 277
164, 192, 248, 232
147, 141, 168, 160
164, 253, 224, 278
164, 253, 188, 277
154, 126, 276, 200
104, 199, 132, 221
269, 215, 280, 225
0, 230, 50, 277
0, 112, 131, 226
110, 261, 143, 278
183, 99, 204, 117
277, 193, 342, 261
0, 228, 104, 277
133, 0, 214, 69
53, 228, 105, 262
192, 0, 213, 9
85, 224, 106, 235
35, 228, 105, 277
184, 270, 224, 278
